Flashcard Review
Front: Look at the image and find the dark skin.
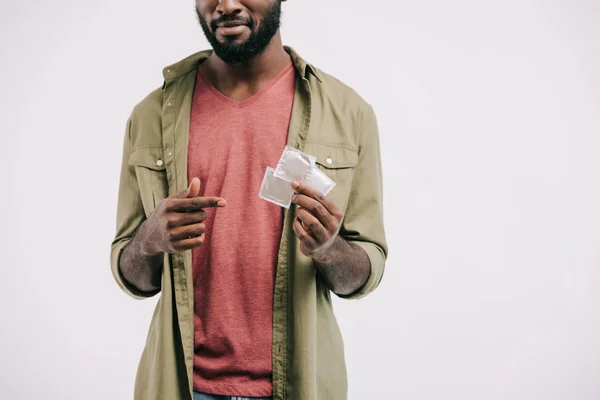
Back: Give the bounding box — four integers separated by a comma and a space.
119, 0, 371, 296
120, 178, 225, 293
196, 0, 292, 101
291, 181, 370, 295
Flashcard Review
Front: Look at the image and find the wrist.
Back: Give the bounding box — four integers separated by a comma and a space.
135, 223, 161, 257
312, 235, 343, 265
139, 239, 162, 258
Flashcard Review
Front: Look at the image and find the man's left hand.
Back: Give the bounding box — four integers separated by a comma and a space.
290, 180, 343, 259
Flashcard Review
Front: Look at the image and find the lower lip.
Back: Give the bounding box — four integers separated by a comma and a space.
217, 25, 247, 36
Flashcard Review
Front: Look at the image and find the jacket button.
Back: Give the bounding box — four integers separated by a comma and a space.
326, 157, 333, 165
156, 159, 163, 167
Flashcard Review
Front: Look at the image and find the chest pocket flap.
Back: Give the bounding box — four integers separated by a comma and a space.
303, 142, 358, 169
128, 146, 166, 171
127, 146, 167, 217
301, 142, 358, 213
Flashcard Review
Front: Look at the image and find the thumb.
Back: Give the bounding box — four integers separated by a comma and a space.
186, 177, 201, 198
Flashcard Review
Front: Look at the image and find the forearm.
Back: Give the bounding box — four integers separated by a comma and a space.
119, 223, 164, 293
313, 236, 370, 296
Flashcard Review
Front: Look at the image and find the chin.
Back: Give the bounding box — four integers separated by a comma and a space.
220, 38, 248, 46
218, 34, 251, 45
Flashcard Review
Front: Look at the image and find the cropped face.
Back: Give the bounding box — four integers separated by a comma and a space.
195, 0, 283, 64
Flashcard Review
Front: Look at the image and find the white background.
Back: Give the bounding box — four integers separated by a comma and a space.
1, 0, 599, 399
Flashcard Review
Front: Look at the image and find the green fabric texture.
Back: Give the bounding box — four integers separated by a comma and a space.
110, 46, 388, 400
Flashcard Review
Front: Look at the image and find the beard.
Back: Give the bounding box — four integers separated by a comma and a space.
196, 1, 282, 64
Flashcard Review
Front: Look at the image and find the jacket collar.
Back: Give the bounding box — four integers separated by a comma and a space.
162, 45, 322, 83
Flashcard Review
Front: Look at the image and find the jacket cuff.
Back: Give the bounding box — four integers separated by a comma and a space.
336, 240, 385, 300
111, 239, 161, 300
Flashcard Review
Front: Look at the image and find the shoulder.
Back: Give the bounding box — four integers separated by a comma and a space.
126, 87, 164, 148
312, 67, 373, 113
308, 66, 375, 128
130, 87, 163, 123
304, 66, 376, 148
126, 50, 210, 145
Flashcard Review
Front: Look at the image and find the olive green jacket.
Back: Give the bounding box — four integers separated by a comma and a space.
110, 46, 388, 400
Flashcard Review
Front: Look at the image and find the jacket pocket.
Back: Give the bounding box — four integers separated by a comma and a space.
302, 142, 358, 213
128, 146, 169, 217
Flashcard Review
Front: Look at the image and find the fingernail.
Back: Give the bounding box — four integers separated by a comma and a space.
291, 181, 299, 188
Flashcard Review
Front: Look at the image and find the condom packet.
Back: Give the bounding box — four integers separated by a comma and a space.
305, 166, 336, 196
258, 167, 294, 208
273, 145, 317, 183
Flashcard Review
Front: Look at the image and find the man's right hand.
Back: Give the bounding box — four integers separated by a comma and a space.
138, 177, 226, 256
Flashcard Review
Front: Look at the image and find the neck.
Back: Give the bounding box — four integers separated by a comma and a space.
202, 32, 290, 84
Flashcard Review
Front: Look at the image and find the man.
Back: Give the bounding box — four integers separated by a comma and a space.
110, 0, 388, 399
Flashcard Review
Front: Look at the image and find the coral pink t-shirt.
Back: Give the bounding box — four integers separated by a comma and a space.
188, 61, 295, 397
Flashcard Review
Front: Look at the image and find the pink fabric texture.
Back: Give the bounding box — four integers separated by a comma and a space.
188, 62, 295, 397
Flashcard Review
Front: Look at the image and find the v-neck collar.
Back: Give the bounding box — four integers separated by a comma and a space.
196, 61, 294, 108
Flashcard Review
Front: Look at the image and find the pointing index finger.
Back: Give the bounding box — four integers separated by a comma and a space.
170, 197, 227, 212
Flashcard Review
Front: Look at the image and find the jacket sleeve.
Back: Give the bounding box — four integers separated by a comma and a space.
110, 117, 160, 299
337, 103, 388, 300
